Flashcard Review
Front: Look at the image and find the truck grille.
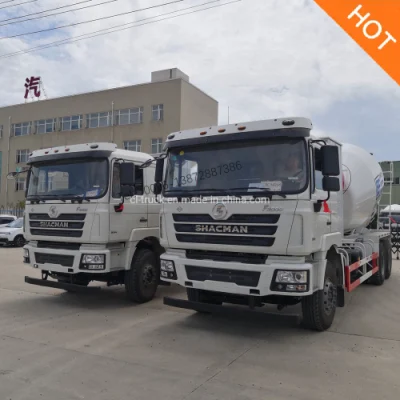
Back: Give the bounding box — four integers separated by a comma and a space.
186, 250, 268, 264
37, 241, 81, 250
173, 214, 279, 247
35, 253, 74, 267
28, 213, 86, 238
185, 265, 261, 287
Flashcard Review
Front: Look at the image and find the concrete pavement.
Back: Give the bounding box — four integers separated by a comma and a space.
0, 247, 399, 400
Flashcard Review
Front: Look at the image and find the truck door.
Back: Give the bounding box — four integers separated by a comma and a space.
109, 160, 148, 243
311, 146, 332, 251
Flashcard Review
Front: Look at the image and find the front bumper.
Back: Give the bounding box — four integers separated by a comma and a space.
0, 235, 12, 244
160, 251, 317, 297
23, 242, 111, 274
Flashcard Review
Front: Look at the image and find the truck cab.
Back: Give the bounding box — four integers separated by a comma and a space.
153, 117, 350, 329
19, 142, 163, 302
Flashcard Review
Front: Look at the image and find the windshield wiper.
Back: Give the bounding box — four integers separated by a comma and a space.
37, 194, 66, 202
71, 194, 90, 203
164, 188, 243, 199
226, 187, 287, 199
27, 196, 43, 204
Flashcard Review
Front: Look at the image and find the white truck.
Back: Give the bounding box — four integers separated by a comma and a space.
151, 117, 392, 331
10, 142, 164, 302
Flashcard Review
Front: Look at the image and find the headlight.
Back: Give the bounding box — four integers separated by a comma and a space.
161, 260, 175, 271
24, 248, 29, 258
160, 259, 177, 280
276, 271, 308, 284
82, 254, 105, 264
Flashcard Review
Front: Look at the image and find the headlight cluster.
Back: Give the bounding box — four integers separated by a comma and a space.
23, 248, 30, 264
160, 259, 177, 280
271, 270, 309, 292
80, 254, 105, 270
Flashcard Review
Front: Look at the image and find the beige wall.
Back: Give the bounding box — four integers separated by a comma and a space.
0, 78, 218, 208
180, 80, 219, 131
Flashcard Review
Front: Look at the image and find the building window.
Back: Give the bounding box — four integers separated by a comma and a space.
87, 112, 111, 128
61, 115, 83, 131
16, 149, 29, 163
13, 122, 31, 136
151, 138, 163, 154
0, 125, 3, 138
35, 118, 56, 134
15, 176, 25, 191
124, 140, 142, 152
395, 177, 400, 185
152, 104, 164, 121
117, 107, 143, 125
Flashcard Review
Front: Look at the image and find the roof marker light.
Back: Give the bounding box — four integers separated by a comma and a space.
90, 144, 99, 149
238, 126, 246, 131
45, 151, 49, 154
282, 119, 295, 126
218, 129, 226, 133
65, 148, 70, 152
168, 134, 175, 140
54, 150, 59, 153
200, 131, 207, 136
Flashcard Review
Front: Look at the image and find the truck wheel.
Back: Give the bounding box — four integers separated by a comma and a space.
125, 248, 159, 303
301, 256, 338, 331
370, 241, 386, 286
14, 235, 25, 247
383, 238, 392, 280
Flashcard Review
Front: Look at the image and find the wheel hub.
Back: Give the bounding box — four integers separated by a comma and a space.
142, 264, 155, 287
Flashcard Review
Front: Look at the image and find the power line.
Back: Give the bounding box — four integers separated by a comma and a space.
0, 0, 92, 23
0, 0, 115, 26
0, 0, 37, 9
0, 0, 184, 39
0, 0, 241, 59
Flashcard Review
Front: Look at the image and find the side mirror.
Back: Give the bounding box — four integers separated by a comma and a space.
321, 145, 340, 176
153, 182, 163, 195
155, 158, 164, 183
120, 162, 136, 186
322, 176, 340, 192
7, 172, 17, 180
121, 185, 135, 197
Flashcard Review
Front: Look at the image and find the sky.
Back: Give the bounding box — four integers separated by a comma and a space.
0, 0, 399, 161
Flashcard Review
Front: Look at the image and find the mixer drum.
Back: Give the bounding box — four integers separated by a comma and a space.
341, 143, 384, 233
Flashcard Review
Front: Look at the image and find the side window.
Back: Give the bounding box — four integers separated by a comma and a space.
135, 165, 144, 195
112, 163, 121, 198
314, 147, 324, 191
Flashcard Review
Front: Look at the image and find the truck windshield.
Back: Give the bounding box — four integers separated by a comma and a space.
27, 158, 108, 200
164, 138, 308, 197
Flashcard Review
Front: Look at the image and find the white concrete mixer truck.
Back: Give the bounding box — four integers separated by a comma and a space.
149, 117, 392, 331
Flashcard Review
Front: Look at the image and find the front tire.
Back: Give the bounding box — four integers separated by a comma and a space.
125, 248, 159, 303
302, 256, 339, 331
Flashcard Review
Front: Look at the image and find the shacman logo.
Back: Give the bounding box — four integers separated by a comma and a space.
195, 225, 248, 234
40, 221, 69, 228
48, 206, 59, 219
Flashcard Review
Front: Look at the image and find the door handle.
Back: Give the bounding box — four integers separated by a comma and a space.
140, 218, 148, 222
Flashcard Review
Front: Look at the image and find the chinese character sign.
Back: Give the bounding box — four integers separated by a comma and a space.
24, 76, 41, 99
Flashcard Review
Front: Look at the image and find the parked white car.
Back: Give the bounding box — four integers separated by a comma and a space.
0, 214, 17, 228
0, 218, 25, 247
